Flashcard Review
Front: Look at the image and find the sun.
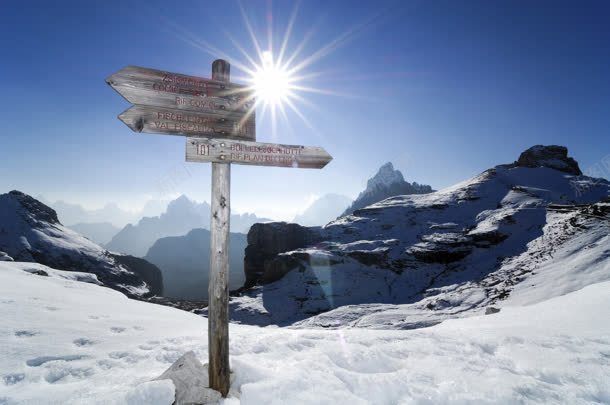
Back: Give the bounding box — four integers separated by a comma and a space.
251, 51, 293, 107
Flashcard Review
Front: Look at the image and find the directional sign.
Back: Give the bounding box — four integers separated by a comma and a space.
186, 137, 332, 169
106, 65, 256, 116
119, 105, 255, 140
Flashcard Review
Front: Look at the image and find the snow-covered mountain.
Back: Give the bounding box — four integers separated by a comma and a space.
293, 194, 352, 226
144, 229, 247, 300
68, 222, 121, 245
231, 145, 610, 327
106, 195, 270, 257
341, 162, 433, 217
0, 191, 162, 298
1, 260, 609, 403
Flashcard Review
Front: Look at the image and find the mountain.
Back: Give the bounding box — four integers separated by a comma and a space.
0, 191, 162, 298
106, 195, 270, 257
144, 228, 247, 300
229, 145, 610, 327
293, 194, 352, 226
341, 162, 434, 216
68, 222, 120, 245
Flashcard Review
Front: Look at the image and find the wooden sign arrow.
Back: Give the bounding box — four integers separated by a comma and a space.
186, 137, 333, 169
106, 65, 256, 116
119, 105, 255, 140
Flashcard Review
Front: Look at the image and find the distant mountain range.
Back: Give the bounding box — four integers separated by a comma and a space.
341, 162, 434, 217
145, 228, 247, 300
39, 196, 170, 228
106, 195, 271, 257
293, 194, 352, 226
68, 222, 120, 245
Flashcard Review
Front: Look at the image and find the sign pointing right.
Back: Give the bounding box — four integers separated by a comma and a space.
186, 137, 333, 169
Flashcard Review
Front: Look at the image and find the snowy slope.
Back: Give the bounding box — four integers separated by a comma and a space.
0, 191, 161, 298
1, 262, 609, 404
232, 152, 610, 327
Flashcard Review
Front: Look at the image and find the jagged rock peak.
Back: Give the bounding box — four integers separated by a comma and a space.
515, 145, 582, 175
6, 190, 60, 225
366, 162, 405, 190
341, 163, 433, 217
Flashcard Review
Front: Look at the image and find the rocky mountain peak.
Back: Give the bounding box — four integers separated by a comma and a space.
366, 162, 405, 191
515, 145, 582, 175
341, 163, 433, 217
7, 190, 60, 225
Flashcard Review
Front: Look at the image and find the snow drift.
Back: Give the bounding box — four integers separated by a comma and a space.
0, 261, 609, 404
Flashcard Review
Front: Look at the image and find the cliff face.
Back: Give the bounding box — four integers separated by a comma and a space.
243, 222, 322, 288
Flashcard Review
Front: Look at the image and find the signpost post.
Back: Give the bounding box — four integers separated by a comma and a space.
107, 59, 332, 397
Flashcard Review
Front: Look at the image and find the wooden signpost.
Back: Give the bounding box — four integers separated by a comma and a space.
107, 59, 332, 397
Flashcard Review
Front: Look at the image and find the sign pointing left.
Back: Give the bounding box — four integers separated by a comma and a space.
106, 65, 255, 115
119, 105, 255, 140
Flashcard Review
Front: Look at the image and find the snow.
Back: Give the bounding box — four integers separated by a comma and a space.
1, 261, 610, 404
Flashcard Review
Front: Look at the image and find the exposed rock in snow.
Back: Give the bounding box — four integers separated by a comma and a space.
0, 190, 162, 298
514, 144, 582, 175
233, 146, 610, 328
341, 162, 434, 217
154, 351, 221, 404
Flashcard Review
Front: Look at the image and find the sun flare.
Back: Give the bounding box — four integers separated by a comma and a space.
252, 51, 293, 107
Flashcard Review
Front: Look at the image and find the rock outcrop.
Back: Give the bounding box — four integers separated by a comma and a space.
243, 222, 322, 288
515, 145, 582, 175
0, 190, 162, 298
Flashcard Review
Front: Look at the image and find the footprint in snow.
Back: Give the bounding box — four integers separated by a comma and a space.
26, 355, 89, 367
3, 373, 25, 385
14, 330, 38, 338
73, 338, 96, 347
110, 327, 126, 333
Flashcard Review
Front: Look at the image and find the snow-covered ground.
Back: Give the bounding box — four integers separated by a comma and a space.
1, 261, 609, 404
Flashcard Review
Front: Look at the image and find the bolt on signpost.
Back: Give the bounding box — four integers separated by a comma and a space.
107, 60, 332, 396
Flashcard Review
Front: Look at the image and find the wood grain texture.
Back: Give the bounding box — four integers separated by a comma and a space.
118, 105, 255, 140
106, 65, 256, 117
186, 138, 333, 169
207, 59, 231, 398
208, 161, 231, 397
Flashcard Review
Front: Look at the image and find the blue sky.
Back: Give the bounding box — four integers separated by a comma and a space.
1, 0, 609, 220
